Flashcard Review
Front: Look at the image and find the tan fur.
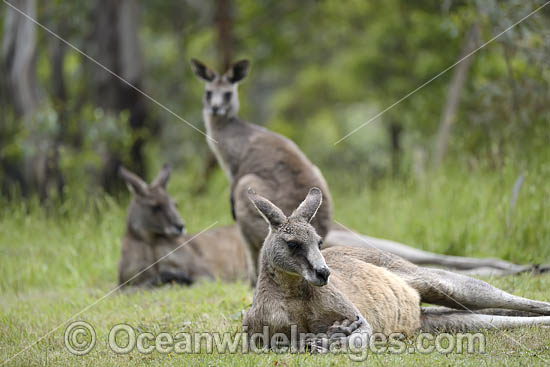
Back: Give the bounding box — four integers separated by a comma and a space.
244, 247, 421, 338
324, 247, 421, 335
185, 226, 250, 282
244, 247, 421, 339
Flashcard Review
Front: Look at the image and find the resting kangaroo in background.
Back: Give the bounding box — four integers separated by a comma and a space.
118, 165, 250, 288
190, 58, 333, 281
244, 187, 550, 350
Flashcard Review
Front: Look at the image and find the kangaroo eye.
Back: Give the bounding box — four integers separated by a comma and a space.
205, 91, 212, 100
287, 241, 298, 250
318, 239, 323, 249
223, 91, 232, 102
152, 204, 162, 213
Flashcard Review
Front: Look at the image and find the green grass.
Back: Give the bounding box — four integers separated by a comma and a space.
1, 158, 550, 366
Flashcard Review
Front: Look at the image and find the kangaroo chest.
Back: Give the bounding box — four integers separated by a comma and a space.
250, 282, 359, 337
204, 115, 252, 182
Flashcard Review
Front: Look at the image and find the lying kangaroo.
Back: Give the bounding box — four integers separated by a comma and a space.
118, 164, 545, 287
244, 187, 550, 349
118, 165, 250, 287
190, 58, 333, 280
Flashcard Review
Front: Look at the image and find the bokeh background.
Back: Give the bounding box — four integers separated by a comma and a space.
1, 0, 549, 290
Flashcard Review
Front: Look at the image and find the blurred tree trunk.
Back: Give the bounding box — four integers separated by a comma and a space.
433, 24, 480, 170
216, 0, 234, 71
50, 29, 68, 140
2, 0, 63, 200
91, 0, 148, 194
3, 0, 40, 115
389, 121, 403, 177
196, 0, 235, 193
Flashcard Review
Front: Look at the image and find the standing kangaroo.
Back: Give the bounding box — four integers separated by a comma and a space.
118, 165, 249, 288
244, 187, 550, 349
190, 58, 333, 280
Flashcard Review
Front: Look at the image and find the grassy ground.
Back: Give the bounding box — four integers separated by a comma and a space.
1, 158, 549, 366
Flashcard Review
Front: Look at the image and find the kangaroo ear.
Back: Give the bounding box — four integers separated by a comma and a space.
190, 58, 217, 82
224, 59, 250, 84
247, 188, 286, 228
119, 166, 149, 197
151, 163, 172, 189
291, 187, 323, 223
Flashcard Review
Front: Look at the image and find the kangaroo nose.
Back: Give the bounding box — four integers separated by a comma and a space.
315, 267, 331, 283
175, 223, 185, 234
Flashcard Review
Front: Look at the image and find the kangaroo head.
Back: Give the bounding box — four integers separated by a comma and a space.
248, 187, 331, 286
119, 165, 185, 239
190, 58, 250, 118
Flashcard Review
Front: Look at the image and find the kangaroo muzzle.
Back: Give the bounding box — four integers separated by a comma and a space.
314, 266, 331, 285
304, 248, 331, 286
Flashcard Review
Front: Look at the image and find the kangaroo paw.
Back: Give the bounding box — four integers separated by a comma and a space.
327, 316, 365, 338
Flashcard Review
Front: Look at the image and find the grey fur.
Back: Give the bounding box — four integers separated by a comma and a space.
247, 187, 287, 228
291, 187, 323, 223
191, 59, 333, 281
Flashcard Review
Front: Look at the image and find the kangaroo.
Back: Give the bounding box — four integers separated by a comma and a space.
117, 163, 545, 287
244, 187, 550, 350
189, 58, 549, 279
190, 58, 333, 281
118, 165, 250, 288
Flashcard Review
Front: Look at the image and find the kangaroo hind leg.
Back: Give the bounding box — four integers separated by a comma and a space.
421, 308, 550, 333
406, 268, 550, 316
